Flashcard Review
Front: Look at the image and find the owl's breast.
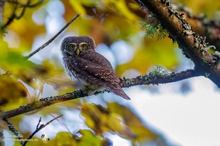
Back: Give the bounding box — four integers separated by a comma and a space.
62, 57, 84, 83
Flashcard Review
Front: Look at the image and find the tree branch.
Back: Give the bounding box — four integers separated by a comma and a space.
0, 69, 200, 119
121, 69, 199, 87
140, 0, 220, 87
171, 2, 220, 51
1, 0, 44, 30
137, 2, 220, 51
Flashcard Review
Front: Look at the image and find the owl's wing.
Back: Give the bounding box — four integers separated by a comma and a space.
68, 54, 120, 86
67, 52, 130, 100
80, 51, 113, 69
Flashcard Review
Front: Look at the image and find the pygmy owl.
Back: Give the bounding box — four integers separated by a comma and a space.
61, 36, 130, 100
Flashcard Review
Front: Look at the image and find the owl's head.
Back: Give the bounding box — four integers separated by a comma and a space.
61, 36, 96, 56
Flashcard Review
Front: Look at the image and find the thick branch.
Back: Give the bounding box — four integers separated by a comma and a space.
171, 2, 220, 51
132, 1, 220, 51
0, 69, 200, 119
140, 0, 220, 87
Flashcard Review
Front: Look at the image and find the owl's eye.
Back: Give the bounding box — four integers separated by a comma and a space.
80, 43, 88, 50
69, 43, 76, 50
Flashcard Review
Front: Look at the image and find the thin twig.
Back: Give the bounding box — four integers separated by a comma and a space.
7, 0, 45, 8
26, 14, 80, 59
1, 0, 43, 29
36, 117, 42, 129
22, 115, 63, 146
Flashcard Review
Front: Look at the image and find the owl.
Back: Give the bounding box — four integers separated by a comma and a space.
61, 36, 130, 100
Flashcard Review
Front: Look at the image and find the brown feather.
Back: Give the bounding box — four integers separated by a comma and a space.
61, 36, 130, 100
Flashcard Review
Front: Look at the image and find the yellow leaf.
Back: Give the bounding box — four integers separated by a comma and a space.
69, 0, 86, 15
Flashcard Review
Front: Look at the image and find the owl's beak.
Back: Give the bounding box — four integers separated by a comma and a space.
76, 48, 80, 55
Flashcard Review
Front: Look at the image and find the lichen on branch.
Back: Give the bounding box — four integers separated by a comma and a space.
139, 0, 220, 87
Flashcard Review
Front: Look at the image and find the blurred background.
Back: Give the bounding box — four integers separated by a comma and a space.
1, 0, 220, 145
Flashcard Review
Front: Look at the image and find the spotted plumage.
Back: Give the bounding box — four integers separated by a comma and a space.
61, 36, 130, 100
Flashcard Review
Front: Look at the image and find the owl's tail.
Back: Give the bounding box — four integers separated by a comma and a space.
117, 90, 131, 100
110, 85, 130, 100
